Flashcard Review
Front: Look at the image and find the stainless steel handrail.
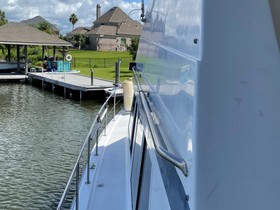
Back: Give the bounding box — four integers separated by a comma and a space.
133, 68, 189, 176
57, 86, 121, 210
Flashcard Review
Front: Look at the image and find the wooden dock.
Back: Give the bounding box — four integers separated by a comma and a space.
28, 72, 115, 100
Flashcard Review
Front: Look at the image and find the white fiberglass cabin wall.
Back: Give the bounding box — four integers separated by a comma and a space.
135, 0, 280, 209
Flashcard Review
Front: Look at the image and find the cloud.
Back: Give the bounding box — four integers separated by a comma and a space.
1, 0, 142, 35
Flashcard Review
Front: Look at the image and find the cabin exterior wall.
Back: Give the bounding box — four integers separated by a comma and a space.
136, 0, 280, 209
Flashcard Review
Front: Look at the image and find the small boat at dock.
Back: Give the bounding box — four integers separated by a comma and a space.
0, 62, 24, 72
104, 86, 123, 97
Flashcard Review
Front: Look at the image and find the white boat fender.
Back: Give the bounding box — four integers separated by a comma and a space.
65, 54, 72, 61
122, 78, 134, 112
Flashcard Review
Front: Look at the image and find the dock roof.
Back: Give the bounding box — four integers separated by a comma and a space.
0, 22, 72, 46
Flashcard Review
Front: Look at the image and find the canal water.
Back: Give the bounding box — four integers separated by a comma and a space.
0, 83, 102, 209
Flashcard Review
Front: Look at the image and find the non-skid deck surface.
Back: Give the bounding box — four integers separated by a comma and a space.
76, 110, 131, 210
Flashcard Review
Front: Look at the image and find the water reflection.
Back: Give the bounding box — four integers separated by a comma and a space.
0, 83, 101, 209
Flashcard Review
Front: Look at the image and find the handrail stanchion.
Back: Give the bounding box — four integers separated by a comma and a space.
86, 136, 91, 184
95, 122, 99, 156
113, 91, 116, 120
104, 105, 108, 136
76, 163, 79, 210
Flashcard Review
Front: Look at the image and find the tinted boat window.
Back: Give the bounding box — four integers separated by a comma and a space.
269, 0, 280, 49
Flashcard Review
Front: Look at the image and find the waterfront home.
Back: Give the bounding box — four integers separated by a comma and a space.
66, 5, 142, 51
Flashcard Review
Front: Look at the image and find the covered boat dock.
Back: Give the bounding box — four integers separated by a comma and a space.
0, 22, 72, 76
0, 22, 115, 99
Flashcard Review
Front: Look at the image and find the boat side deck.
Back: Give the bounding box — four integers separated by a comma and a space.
75, 110, 131, 210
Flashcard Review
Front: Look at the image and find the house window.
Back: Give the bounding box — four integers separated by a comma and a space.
121, 38, 126, 45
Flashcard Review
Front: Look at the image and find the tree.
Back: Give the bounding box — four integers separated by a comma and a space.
37, 21, 55, 35
0, 10, 8, 26
69, 13, 78, 30
0, 10, 8, 57
59, 34, 67, 41
127, 37, 140, 61
73, 34, 86, 49
0, 45, 5, 56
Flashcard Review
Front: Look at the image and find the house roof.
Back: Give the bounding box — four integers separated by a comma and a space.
67, 27, 91, 36
0, 22, 72, 46
117, 20, 142, 36
21, 15, 59, 32
94, 7, 132, 24
88, 6, 142, 37
87, 21, 142, 37
87, 25, 117, 36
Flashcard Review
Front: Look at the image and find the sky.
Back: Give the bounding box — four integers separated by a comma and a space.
0, 0, 142, 35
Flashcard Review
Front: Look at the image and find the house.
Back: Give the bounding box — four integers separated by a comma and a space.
21, 16, 60, 35
66, 26, 91, 41
86, 5, 142, 51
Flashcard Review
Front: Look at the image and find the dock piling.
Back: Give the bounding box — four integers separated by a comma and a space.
90, 68, 94, 86
114, 58, 121, 85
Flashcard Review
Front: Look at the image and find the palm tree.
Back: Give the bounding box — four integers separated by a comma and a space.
69, 13, 78, 31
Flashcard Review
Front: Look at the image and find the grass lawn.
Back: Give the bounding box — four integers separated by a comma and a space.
69, 50, 133, 81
